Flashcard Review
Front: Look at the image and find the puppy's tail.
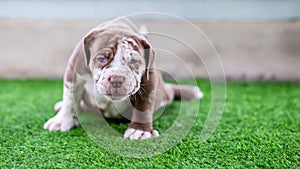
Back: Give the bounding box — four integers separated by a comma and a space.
166, 84, 204, 101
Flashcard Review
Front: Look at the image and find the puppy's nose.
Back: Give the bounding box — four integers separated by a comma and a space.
109, 76, 124, 88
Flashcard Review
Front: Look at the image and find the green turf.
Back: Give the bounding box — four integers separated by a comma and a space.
0, 79, 299, 168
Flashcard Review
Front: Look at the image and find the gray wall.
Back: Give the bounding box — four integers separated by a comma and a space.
0, 0, 300, 81
1, 0, 300, 20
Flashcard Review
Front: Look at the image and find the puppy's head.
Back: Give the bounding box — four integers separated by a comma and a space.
83, 29, 153, 101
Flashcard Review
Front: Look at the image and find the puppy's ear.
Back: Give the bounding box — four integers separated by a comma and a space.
82, 30, 97, 66
132, 34, 155, 80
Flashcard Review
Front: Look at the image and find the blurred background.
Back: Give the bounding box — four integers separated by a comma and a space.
0, 0, 299, 81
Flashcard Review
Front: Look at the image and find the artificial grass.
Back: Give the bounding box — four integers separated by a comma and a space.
0, 79, 299, 168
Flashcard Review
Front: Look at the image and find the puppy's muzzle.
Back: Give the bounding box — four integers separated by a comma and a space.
109, 75, 125, 89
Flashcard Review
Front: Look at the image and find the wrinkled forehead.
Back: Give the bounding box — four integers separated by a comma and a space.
90, 32, 120, 50
119, 37, 140, 51
114, 37, 143, 61
90, 33, 143, 55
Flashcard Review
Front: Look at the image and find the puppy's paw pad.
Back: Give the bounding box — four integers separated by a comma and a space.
124, 128, 136, 139
129, 130, 144, 140
151, 130, 159, 137
43, 113, 78, 132
54, 101, 63, 112
140, 131, 151, 140
124, 128, 159, 140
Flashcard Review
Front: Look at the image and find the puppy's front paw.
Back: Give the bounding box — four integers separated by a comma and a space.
124, 128, 159, 140
43, 112, 79, 132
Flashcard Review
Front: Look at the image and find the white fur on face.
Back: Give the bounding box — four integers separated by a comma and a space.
92, 37, 145, 101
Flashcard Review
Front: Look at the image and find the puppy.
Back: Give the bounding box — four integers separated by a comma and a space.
43, 17, 203, 140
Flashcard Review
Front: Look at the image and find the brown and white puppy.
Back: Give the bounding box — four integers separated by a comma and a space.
43, 17, 203, 140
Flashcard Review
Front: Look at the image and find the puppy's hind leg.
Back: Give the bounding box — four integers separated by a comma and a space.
54, 99, 87, 113
54, 101, 63, 113
165, 84, 204, 101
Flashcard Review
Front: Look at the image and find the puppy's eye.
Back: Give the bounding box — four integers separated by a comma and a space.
96, 56, 107, 63
96, 50, 112, 64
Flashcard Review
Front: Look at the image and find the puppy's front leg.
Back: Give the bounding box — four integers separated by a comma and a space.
124, 101, 159, 140
124, 72, 159, 140
44, 70, 84, 132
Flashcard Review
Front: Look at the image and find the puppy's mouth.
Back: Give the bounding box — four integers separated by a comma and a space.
105, 90, 128, 101
105, 92, 128, 101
